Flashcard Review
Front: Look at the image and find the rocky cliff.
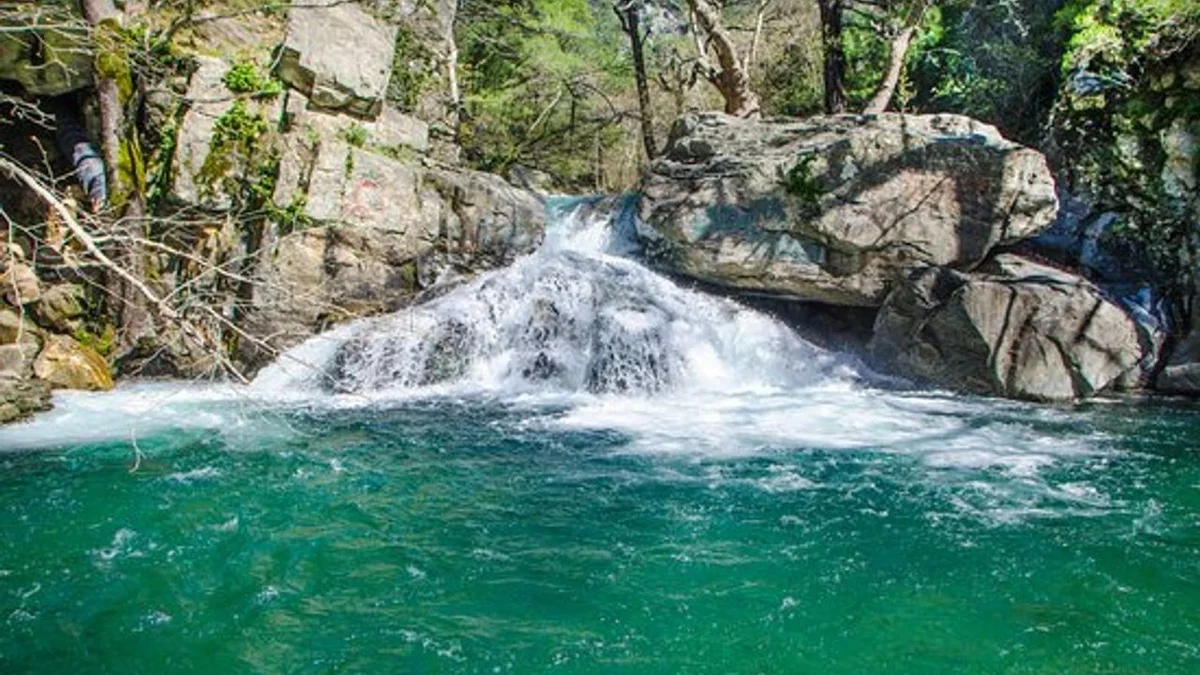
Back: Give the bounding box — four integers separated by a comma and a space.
636, 113, 1158, 402
0, 0, 543, 421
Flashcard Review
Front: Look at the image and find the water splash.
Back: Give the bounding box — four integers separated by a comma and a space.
252, 197, 863, 398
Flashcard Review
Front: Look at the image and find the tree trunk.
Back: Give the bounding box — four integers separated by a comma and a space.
80, 0, 151, 348
863, 21, 919, 113
686, 0, 761, 118
446, 35, 462, 147
615, 3, 657, 159
818, 0, 846, 114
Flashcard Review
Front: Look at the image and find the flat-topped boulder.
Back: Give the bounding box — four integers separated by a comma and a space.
869, 255, 1149, 401
637, 113, 1058, 307
277, 0, 398, 119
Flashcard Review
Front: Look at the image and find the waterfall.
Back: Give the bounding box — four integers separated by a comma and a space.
251, 197, 866, 399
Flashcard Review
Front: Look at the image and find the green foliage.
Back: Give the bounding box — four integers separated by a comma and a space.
907, 1, 1061, 144
778, 155, 822, 219
221, 60, 283, 98
211, 100, 269, 152
73, 324, 117, 358
342, 123, 369, 148
760, 43, 824, 118
267, 193, 314, 235
388, 28, 433, 112
1051, 0, 1200, 318
457, 0, 633, 188
200, 100, 279, 209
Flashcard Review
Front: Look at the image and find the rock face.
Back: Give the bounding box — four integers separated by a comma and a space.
637, 113, 1058, 307
164, 48, 544, 372
171, 56, 284, 211
870, 255, 1148, 401
246, 163, 545, 360
0, 2, 92, 96
277, 0, 398, 118
0, 375, 51, 425
33, 334, 114, 391
1159, 334, 1200, 394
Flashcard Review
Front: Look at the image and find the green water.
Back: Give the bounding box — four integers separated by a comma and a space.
1, 395, 1198, 673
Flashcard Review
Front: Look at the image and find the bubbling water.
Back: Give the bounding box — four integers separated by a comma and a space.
252, 199, 865, 398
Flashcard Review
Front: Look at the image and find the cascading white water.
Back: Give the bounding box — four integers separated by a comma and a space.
251, 197, 866, 399
0, 196, 1120, 514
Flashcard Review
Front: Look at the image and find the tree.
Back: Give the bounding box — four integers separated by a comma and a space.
862, 0, 931, 113
817, 0, 847, 113
614, 0, 658, 159
685, 0, 761, 117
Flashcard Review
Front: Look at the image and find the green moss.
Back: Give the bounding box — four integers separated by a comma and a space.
73, 324, 117, 358
198, 100, 279, 207
778, 155, 822, 219
222, 60, 283, 98
370, 143, 419, 165
395, 260, 419, 291
268, 193, 315, 235
343, 123, 369, 148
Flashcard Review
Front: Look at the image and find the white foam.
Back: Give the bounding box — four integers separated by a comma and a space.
0, 198, 1121, 523
0, 382, 251, 451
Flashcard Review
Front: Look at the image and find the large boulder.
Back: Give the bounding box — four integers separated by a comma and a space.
33, 334, 114, 391
637, 113, 1058, 307
33, 284, 85, 333
277, 0, 398, 119
869, 255, 1148, 401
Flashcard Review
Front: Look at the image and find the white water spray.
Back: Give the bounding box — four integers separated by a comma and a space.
252, 197, 864, 399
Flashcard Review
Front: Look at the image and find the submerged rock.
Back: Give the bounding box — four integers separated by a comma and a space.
638, 112, 1057, 307
870, 255, 1148, 401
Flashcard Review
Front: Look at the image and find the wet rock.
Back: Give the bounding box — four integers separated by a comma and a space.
33, 334, 114, 391
869, 255, 1148, 401
1158, 334, 1200, 395
0, 375, 51, 425
638, 113, 1058, 307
